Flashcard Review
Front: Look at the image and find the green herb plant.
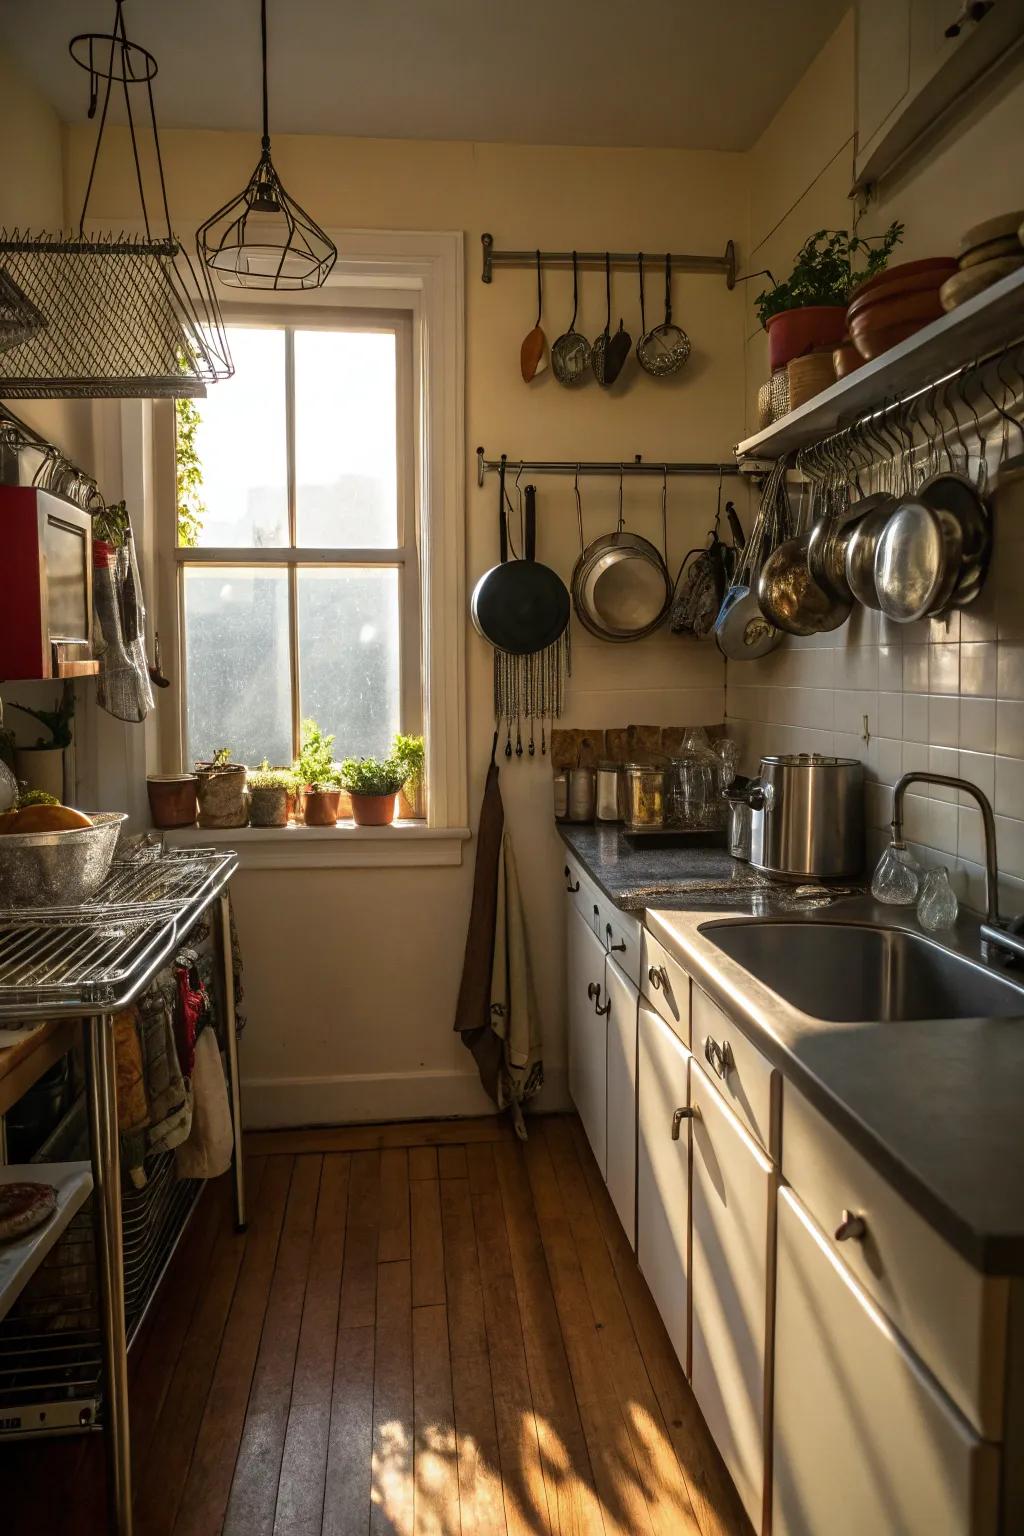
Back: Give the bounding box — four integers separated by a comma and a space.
295, 720, 340, 791
248, 760, 296, 792
175, 397, 206, 548
392, 733, 424, 789
755, 222, 904, 328
16, 788, 61, 809
339, 754, 407, 797
7, 682, 75, 749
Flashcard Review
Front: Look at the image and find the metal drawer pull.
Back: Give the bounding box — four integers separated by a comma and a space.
564, 866, 580, 893
704, 1034, 733, 1079
648, 964, 669, 991
587, 981, 611, 1016
834, 1209, 867, 1243
671, 1106, 696, 1140
605, 923, 626, 954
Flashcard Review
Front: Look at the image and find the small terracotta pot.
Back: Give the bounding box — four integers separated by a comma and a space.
249, 786, 289, 827
147, 773, 198, 829
196, 762, 248, 828
304, 788, 341, 826
766, 304, 848, 373
350, 791, 397, 827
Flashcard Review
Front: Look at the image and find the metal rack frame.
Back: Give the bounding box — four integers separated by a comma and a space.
480, 233, 737, 288
0, 848, 243, 1536
476, 447, 742, 488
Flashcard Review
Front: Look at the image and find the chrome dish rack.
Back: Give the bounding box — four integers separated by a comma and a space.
0, 845, 243, 1536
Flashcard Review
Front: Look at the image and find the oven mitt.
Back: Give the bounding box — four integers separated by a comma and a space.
175, 1027, 233, 1181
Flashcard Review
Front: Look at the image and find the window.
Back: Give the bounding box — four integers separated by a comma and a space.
175, 314, 419, 771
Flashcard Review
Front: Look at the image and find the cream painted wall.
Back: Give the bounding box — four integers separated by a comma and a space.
50, 121, 748, 1124
732, 14, 1024, 915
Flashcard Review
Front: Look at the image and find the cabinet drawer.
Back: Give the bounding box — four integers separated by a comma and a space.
561, 853, 600, 927
640, 927, 690, 1042
774, 1188, 999, 1536
567, 905, 609, 1179
597, 897, 642, 989
691, 1061, 775, 1536
692, 985, 776, 1155
782, 1081, 1008, 1439
637, 1005, 691, 1374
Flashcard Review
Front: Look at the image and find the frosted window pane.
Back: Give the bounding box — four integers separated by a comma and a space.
294, 330, 398, 547
297, 568, 400, 759
184, 568, 291, 766
188, 327, 288, 547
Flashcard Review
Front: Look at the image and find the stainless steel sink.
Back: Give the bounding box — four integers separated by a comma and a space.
698, 919, 1024, 1022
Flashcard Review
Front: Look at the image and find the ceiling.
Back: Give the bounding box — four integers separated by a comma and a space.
0, 0, 847, 152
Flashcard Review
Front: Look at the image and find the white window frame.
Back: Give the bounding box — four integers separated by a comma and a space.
172, 305, 422, 769
99, 229, 467, 869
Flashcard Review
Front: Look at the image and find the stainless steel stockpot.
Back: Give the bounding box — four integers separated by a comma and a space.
749, 753, 864, 880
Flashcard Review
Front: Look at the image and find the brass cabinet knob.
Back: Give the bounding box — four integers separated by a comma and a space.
834, 1208, 868, 1243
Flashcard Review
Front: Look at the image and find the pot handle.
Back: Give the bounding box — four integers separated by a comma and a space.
498, 456, 508, 565
524, 484, 536, 562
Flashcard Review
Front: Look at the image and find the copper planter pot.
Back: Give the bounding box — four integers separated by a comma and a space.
350, 792, 397, 827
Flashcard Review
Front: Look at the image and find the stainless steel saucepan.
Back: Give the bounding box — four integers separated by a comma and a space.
570, 469, 672, 641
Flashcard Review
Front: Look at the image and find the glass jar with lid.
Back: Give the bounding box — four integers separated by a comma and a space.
667, 727, 727, 831
622, 762, 665, 831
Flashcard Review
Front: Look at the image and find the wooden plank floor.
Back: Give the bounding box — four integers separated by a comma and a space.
2, 1114, 750, 1536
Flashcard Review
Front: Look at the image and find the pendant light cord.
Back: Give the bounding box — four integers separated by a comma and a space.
260, 0, 270, 150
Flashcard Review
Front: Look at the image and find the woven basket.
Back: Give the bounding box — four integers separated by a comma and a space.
787, 351, 836, 411
756, 369, 790, 428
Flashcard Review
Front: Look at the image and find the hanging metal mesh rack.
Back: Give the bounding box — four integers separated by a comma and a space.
0, 0, 232, 399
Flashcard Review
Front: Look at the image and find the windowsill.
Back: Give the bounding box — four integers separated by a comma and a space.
163, 821, 471, 870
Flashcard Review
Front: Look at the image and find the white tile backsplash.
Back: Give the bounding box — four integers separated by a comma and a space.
727, 549, 1024, 915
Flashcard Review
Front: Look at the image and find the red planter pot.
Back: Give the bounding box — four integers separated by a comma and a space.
765, 305, 848, 373
350, 791, 397, 827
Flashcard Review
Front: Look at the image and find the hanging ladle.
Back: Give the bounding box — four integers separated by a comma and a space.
637, 253, 691, 377
551, 250, 591, 386
520, 249, 548, 382
591, 253, 613, 386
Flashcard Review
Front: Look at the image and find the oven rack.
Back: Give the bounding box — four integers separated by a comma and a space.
0, 849, 237, 1017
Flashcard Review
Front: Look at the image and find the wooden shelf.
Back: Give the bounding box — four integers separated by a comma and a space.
0, 1161, 93, 1323
735, 265, 1024, 464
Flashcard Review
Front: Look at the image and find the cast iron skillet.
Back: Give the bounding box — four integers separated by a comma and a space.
471, 467, 570, 655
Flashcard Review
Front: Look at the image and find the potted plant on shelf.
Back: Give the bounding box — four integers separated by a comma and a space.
339, 754, 408, 827
7, 682, 74, 801
247, 761, 295, 827
295, 719, 342, 826
756, 223, 904, 373
394, 733, 425, 819
195, 746, 248, 828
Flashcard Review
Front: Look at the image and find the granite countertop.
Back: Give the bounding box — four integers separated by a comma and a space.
557, 823, 848, 915
559, 822, 1024, 1275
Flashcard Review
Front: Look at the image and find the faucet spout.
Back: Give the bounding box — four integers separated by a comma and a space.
892, 771, 1000, 930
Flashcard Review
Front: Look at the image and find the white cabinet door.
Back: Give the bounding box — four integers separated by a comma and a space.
566, 903, 608, 1178
690, 1062, 774, 1536
773, 1189, 1000, 1536
604, 955, 638, 1249
637, 1004, 691, 1374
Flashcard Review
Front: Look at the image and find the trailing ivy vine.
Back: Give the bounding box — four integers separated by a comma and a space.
175, 396, 206, 548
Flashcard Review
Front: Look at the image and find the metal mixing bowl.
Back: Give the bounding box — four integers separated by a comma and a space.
0, 812, 128, 909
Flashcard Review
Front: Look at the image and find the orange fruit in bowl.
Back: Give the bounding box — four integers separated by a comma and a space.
0, 805, 94, 835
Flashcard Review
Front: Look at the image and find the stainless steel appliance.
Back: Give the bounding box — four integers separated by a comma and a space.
749, 753, 864, 880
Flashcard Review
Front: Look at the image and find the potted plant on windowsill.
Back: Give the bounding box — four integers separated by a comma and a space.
756, 223, 903, 373
295, 719, 342, 826
195, 747, 248, 828
7, 683, 75, 802
339, 754, 408, 827
394, 733, 425, 820
247, 761, 296, 827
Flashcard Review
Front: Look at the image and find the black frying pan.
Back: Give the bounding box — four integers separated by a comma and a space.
471, 469, 570, 655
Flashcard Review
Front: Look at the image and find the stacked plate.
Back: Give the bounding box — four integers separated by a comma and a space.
939, 211, 1024, 312
845, 258, 957, 362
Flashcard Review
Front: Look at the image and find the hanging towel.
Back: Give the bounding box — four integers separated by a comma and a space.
454, 748, 544, 1137
175, 1027, 233, 1180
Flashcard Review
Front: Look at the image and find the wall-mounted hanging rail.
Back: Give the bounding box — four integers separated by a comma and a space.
481, 234, 736, 288
476, 448, 742, 488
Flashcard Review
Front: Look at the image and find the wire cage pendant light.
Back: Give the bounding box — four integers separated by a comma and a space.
197, 0, 337, 290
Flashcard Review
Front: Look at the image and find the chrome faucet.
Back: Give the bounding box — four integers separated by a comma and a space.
891, 772, 1024, 965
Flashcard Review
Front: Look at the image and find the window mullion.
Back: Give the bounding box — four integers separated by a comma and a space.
285, 327, 300, 759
